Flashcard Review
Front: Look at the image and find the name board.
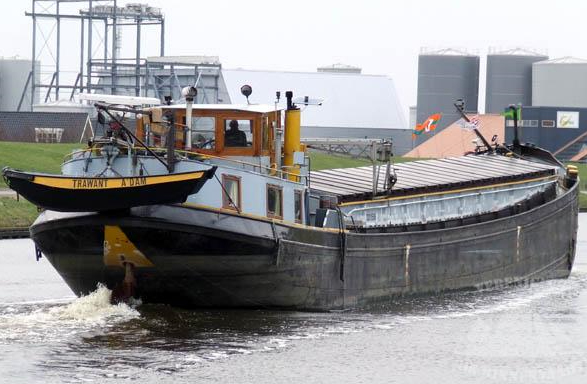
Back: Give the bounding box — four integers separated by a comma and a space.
72, 177, 148, 189
557, 111, 579, 129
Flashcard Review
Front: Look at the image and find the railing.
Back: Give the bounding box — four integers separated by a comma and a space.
62, 146, 306, 184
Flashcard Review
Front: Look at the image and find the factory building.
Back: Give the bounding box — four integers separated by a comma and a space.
94, 56, 224, 105
221, 68, 410, 154
0, 112, 92, 143
416, 48, 480, 145
504, 106, 587, 161
94, 62, 410, 153
485, 48, 547, 114
532, 57, 587, 108
0, 57, 39, 112
406, 114, 504, 158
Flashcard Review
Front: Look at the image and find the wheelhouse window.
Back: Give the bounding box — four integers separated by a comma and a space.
192, 116, 216, 149
267, 184, 283, 219
294, 190, 303, 223
224, 119, 253, 147
222, 174, 241, 210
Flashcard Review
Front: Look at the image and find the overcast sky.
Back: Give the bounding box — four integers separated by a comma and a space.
2, 0, 587, 117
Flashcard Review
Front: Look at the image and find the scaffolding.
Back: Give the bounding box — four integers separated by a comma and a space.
20, 0, 165, 111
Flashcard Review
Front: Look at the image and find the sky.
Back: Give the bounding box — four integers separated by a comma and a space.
2, 0, 587, 118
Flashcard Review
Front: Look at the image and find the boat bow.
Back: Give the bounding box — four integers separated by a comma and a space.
2, 166, 217, 212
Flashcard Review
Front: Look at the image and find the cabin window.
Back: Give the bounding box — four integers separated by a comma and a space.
519, 120, 538, 127
222, 174, 241, 210
192, 117, 216, 149
294, 190, 303, 223
224, 119, 253, 147
267, 184, 283, 219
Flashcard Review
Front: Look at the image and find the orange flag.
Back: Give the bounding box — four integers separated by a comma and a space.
413, 113, 442, 139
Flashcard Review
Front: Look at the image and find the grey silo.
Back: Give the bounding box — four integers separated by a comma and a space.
485, 49, 547, 114
416, 49, 479, 145
532, 57, 587, 108
0, 58, 39, 111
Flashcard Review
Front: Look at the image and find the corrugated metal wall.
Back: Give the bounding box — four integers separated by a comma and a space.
0, 59, 39, 112
504, 106, 587, 153
533, 61, 587, 108
416, 53, 479, 145
486, 54, 547, 113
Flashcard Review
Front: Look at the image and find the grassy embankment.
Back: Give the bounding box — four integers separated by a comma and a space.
567, 162, 587, 208
1, 142, 586, 228
309, 151, 423, 170
0, 142, 82, 228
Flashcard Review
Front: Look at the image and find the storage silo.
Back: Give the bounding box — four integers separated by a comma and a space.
532, 57, 587, 108
416, 48, 479, 145
0, 57, 39, 111
485, 48, 548, 113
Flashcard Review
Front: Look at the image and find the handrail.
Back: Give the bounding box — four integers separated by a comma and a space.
156, 147, 304, 182
63, 145, 305, 183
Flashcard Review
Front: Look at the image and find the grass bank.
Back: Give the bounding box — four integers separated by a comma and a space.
309, 151, 424, 171
0, 142, 82, 229
0, 198, 39, 228
0, 141, 82, 188
567, 162, 587, 209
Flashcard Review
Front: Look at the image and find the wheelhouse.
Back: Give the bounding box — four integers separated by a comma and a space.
130, 100, 310, 225
137, 104, 281, 161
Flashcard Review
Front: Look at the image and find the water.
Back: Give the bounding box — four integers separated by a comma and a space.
1, 219, 587, 383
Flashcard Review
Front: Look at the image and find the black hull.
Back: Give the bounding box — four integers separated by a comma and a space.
2, 168, 215, 212
30, 183, 579, 310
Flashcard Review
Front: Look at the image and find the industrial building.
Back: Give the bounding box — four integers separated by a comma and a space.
415, 48, 480, 144
0, 57, 39, 111
504, 106, 587, 161
0, 112, 92, 143
221, 69, 410, 154
93, 63, 411, 153
406, 114, 504, 158
485, 48, 547, 114
532, 57, 587, 108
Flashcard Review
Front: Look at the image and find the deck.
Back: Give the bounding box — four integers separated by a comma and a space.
309, 154, 558, 202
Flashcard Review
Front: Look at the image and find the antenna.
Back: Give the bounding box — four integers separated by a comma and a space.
453, 99, 493, 153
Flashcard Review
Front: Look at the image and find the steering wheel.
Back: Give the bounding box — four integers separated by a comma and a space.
195, 139, 215, 149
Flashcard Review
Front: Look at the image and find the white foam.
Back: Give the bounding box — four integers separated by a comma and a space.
48, 284, 139, 323
0, 284, 140, 343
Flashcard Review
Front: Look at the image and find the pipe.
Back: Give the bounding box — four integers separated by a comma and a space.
283, 91, 300, 182
185, 99, 193, 150
510, 105, 521, 149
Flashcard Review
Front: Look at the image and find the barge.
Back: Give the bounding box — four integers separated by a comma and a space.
3, 89, 579, 310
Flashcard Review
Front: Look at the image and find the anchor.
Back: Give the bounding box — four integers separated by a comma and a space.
112, 261, 137, 303
104, 225, 154, 304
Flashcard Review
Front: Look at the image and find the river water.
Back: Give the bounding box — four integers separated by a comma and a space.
1, 218, 587, 383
